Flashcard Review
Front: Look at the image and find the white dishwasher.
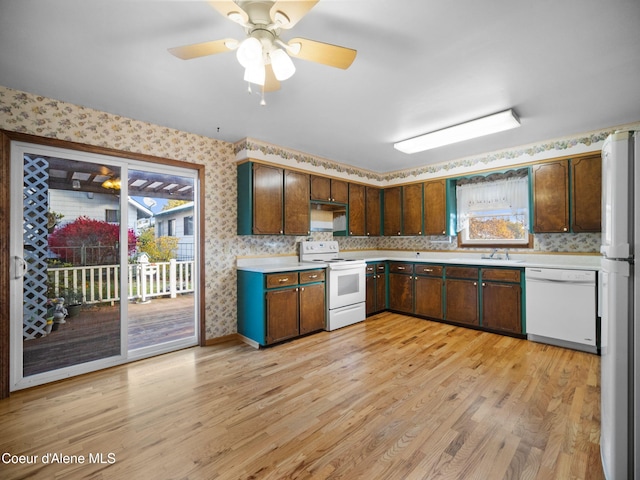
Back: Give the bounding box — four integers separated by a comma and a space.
525, 268, 597, 353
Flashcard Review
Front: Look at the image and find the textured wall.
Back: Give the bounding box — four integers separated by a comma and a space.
1, 85, 605, 340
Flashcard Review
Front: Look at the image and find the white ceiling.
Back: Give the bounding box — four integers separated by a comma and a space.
1, 0, 639, 173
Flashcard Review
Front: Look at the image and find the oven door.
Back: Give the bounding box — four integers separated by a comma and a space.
328, 264, 366, 309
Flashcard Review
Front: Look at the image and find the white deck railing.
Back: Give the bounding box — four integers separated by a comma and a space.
48, 260, 195, 305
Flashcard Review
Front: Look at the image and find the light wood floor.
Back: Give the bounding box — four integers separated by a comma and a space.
0, 312, 603, 480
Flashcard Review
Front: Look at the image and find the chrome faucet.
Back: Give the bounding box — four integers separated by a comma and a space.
504, 249, 510, 260
489, 248, 498, 259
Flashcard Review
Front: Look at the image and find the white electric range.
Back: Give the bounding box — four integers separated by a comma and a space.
299, 241, 366, 331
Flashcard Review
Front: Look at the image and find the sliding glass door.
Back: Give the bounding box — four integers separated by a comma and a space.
9, 142, 199, 390
126, 167, 197, 358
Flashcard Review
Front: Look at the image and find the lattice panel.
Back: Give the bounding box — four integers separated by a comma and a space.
22, 155, 50, 340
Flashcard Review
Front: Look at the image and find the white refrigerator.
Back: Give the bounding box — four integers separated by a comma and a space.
600, 130, 639, 479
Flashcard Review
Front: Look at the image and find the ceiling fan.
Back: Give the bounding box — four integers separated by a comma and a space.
168, 1, 357, 101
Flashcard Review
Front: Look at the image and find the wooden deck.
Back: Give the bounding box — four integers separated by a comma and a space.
22, 295, 195, 376
2, 313, 603, 479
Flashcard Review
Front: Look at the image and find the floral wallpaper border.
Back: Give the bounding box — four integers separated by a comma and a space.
235, 127, 639, 183
235, 138, 386, 182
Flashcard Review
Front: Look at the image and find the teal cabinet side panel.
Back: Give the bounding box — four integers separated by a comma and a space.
237, 162, 253, 235
237, 270, 266, 345
445, 179, 457, 235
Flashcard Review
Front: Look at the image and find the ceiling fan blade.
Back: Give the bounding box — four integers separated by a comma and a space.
168, 38, 235, 60
208, 1, 249, 24
287, 37, 357, 69
264, 64, 281, 92
270, 1, 319, 29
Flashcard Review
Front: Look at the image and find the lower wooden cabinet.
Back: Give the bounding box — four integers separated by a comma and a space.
388, 263, 445, 319
481, 268, 522, 334
445, 278, 479, 326
299, 283, 326, 334
415, 276, 443, 319
238, 269, 325, 346
366, 262, 386, 315
443, 266, 524, 335
388, 263, 414, 313
266, 288, 299, 344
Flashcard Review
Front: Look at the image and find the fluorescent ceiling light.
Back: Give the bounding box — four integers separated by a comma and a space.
394, 109, 521, 154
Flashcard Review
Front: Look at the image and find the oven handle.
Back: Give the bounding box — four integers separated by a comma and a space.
328, 263, 365, 271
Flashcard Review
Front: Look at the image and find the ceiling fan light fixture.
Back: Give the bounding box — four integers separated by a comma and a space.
269, 48, 296, 81
394, 109, 521, 154
244, 63, 266, 86
236, 37, 262, 68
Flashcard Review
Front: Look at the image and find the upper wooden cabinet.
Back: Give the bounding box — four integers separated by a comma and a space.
383, 186, 402, 236
423, 179, 447, 236
348, 183, 366, 236
252, 164, 284, 235
311, 176, 348, 203
284, 170, 311, 235
365, 187, 381, 236
532, 155, 602, 233
238, 162, 309, 235
532, 161, 570, 233
402, 184, 423, 235
571, 154, 601, 232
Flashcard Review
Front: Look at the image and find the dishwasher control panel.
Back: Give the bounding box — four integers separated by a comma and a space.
526, 268, 595, 284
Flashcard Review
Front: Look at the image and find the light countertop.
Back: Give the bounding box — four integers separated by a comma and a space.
237, 250, 601, 273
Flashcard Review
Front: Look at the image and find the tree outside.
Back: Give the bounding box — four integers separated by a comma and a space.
48, 216, 137, 265
136, 227, 179, 262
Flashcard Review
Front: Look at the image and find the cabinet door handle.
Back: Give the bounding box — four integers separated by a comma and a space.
300, 287, 304, 291
482, 282, 486, 287
442, 230, 446, 234
419, 231, 422, 235
397, 231, 401, 235
423, 268, 433, 272
309, 274, 318, 279
473, 282, 477, 286
397, 266, 405, 270
563, 227, 568, 232
279, 278, 289, 282
378, 266, 384, 270
279, 230, 283, 234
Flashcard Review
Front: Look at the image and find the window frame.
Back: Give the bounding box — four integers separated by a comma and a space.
455, 169, 533, 249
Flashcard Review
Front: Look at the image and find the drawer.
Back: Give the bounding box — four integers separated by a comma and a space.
482, 268, 521, 283
367, 263, 386, 274
389, 262, 413, 274
414, 264, 443, 277
445, 266, 478, 280
266, 272, 299, 288
299, 269, 325, 284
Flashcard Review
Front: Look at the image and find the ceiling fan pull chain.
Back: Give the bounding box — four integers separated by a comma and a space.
247, 82, 252, 94
260, 87, 266, 106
